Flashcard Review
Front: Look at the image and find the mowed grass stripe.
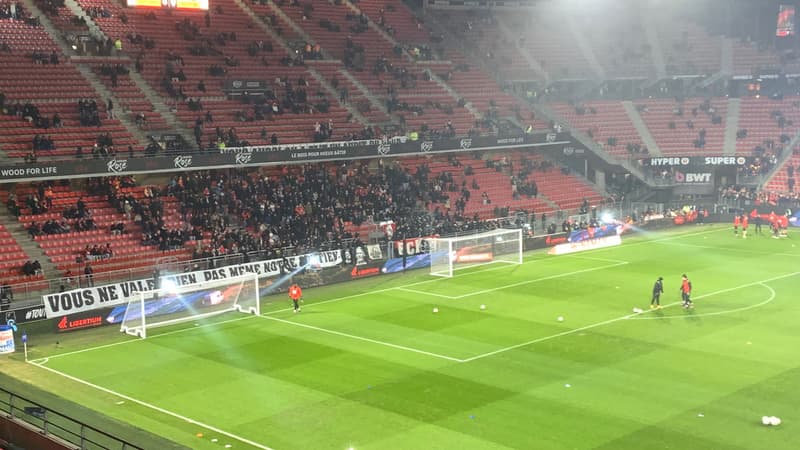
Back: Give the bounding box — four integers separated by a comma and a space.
24, 225, 800, 450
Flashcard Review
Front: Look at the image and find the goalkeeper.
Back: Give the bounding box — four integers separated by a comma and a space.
289, 283, 303, 313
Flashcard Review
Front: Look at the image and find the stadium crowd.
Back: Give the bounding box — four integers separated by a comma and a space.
153, 159, 498, 259
57, 156, 561, 273
719, 184, 800, 208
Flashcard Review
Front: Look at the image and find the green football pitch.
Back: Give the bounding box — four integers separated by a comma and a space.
5, 224, 800, 450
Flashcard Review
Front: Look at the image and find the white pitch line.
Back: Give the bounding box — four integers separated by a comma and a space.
34, 226, 740, 363
304, 227, 721, 307
28, 360, 276, 450
395, 287, 460, 299
263, 227, 721, 310
564, 254, 631, 264
258, 315, 464, 362
653, 240, 800, 257
629, 283, 776, 320
306, 260, 628, 303
39, 254, 543, 360
644, 225, 728, 242
263, 256, 544, 315
451, 261, 629, 299
461, 271, 800, 363
38, 314, 260, 361
587, 225, 727, 253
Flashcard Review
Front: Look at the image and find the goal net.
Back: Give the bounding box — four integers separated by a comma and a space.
429, 228, 523, 277
120, 273, 260, 338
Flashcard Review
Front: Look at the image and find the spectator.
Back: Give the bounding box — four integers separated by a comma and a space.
84, 263, 94, 287
0, 285, 10, 311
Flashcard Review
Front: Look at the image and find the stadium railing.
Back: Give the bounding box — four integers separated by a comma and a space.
3, 237, 369, 306
0, 386, 144, 450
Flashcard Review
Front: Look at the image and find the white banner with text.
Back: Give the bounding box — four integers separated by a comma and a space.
43, 250, 344, 318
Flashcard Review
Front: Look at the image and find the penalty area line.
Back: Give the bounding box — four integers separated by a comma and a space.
461, 271, 800, 363
264, 227, 718, 314
258, 315, 464, 363
452, 261, 629, 299
263, 256, 543, 315
28, 360, 276, 450
587, 225, 728, 254
395, 287, 460, 299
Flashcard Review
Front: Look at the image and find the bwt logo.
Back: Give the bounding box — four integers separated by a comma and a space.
420, 141, 434, 152
106, 159, 128, 173
563, 146, 575, 155
173, 155, 193, 169
377, 143, 391, 155
675, 171, 712, 183
235, 151, 253, 165
232, 80, 243, 88
546, 132, 557, 142
459, 138, 472, 149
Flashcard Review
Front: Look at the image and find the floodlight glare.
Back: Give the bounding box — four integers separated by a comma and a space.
161, 278, 179, 294
307, 253, 321, 267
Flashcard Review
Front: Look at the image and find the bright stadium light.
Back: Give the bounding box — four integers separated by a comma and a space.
161, 278, 179, 295
307, 253, 321, 267
601, 212, 614, 224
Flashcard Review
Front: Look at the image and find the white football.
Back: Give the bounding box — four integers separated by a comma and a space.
480, 304, 486, 310
433, 308, 439, 313
770, 416, 781, 426
557, 316, 564, 322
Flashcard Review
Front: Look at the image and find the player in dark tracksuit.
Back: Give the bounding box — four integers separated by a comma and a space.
680, 274, 693, 309
651, 277, 664, 309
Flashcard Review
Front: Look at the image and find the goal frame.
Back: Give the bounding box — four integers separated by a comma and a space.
120, 272, 260, 339
429, 228, 523, 278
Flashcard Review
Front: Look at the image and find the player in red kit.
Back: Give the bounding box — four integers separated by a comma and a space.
680, 274, 692, 309
733, 214, 740, 236
288, 283, 302, 313
741, 214, 748, 239
769, 212, 780, 238
778, 215, 789, 237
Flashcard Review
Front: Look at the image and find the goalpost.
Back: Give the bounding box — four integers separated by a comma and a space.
429, 228, 523, 278
120, 273, 260, 339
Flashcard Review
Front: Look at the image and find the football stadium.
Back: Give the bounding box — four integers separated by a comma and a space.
0, 0, 799, 449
